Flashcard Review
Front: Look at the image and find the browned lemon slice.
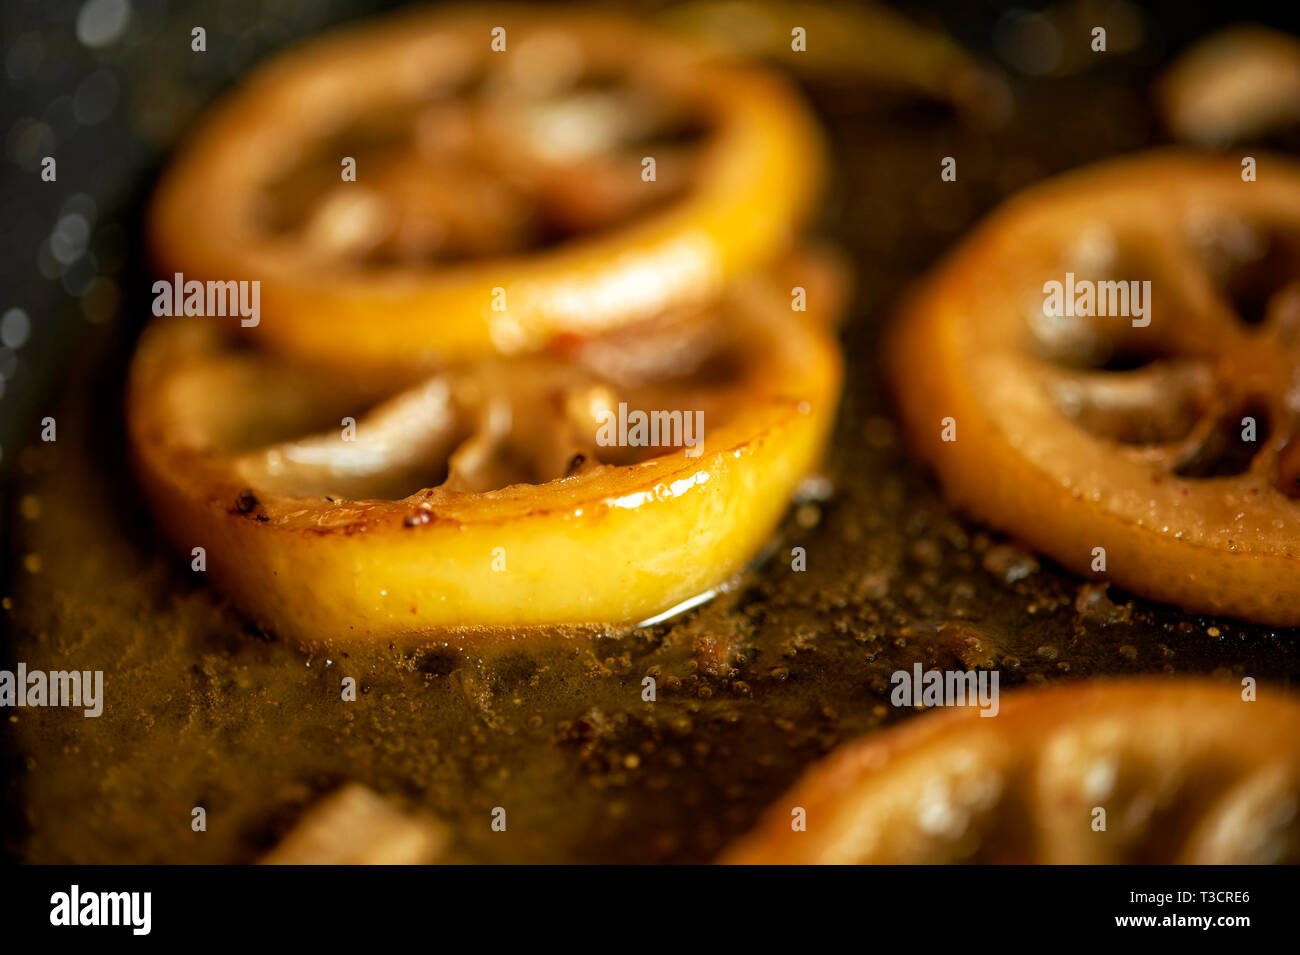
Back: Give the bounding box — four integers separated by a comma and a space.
888, 152, 1300, 625
725, 679, 1300, 864
148, 5, 823, 369
126, 256, 842, 643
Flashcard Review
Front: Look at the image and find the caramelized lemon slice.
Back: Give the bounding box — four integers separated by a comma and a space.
126, 257, 842, 643
889, 152, 1300, 625
725, 679, 1300, 864
148, 5, 822, 369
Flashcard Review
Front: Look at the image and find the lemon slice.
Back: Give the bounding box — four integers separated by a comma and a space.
725, 679, 1300, 863
889, 152, 1300, 624
127, 255, 843, 642
148, 6, 823, 369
